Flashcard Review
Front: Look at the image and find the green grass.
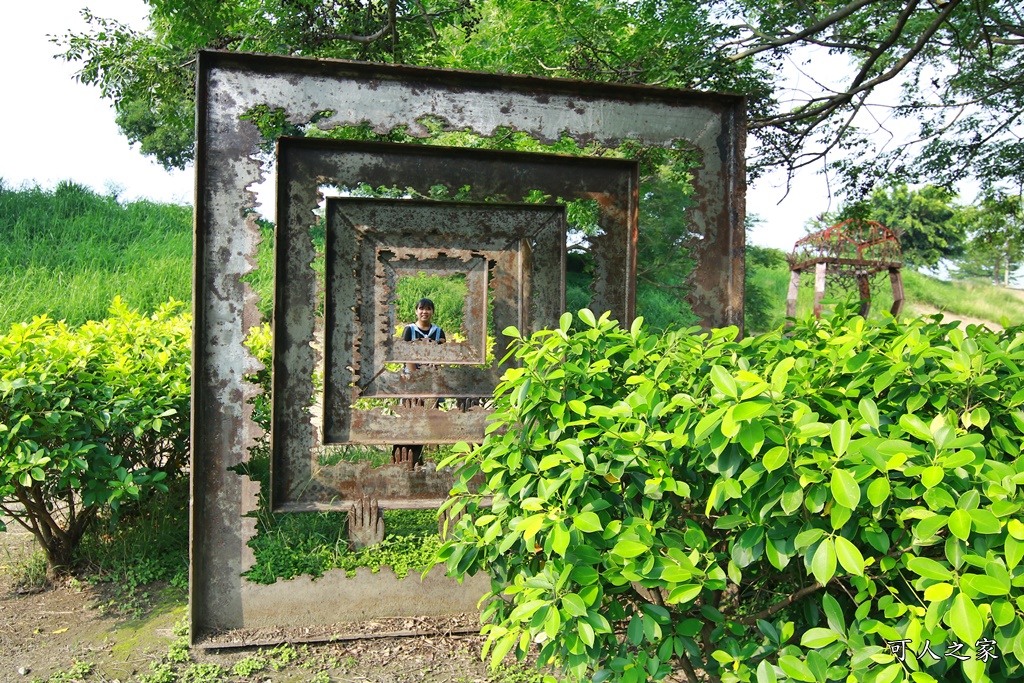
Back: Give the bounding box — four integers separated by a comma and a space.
902, 270, 1024, 324
0, 181, 192, 328
236, 447, 445, 584
74, 478, 190, 615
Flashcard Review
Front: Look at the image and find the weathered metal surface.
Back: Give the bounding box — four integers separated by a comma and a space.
236, 567, 491, 629
271, 142, 638, 516
790, 219, 902, 274
281, 460, 474, 511
890, 269, 905, 316
269, 199, 563, 509
380, 250, 489, 366
192, 50, 744, 640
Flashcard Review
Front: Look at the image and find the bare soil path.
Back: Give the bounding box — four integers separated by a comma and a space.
0, 527, 507, 683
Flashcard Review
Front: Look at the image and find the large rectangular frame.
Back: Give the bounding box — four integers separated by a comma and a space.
192, 50, 745, 641
269, 198, 566, 511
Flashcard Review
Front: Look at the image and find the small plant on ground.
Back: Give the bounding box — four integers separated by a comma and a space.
138, 662, 178, 683
231, 654, 268, 676
77, 477, 189, 616
35, 660, 94, 682
8, 550, 50, 592
179, 662, 225, 683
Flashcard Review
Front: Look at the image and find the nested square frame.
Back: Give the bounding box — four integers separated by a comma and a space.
382, 251, 488, 366
321, 197, 567, 448
192, 50, 744, 640
270, 138, 637, 518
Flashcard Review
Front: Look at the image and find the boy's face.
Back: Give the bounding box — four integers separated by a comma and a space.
416, 305, 434, 326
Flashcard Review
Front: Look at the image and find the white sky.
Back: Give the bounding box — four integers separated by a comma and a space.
0, 0, 905, 252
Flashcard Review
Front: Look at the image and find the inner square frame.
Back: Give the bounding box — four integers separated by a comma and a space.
321, 198, 568, 445
276, 198, 566, 514
192, 50, 745, 639
383, 252, 489, 366
271, 139, 633, 517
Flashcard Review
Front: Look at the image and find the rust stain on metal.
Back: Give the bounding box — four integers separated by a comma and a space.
786, 219, 904, 319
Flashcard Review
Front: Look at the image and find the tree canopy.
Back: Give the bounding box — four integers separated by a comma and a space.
835, 183, 966, 269
57, 0, 1024, 196
954, 189, 1024, 285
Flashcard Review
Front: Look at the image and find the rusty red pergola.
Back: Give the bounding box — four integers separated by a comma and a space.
786, 219, 904, 319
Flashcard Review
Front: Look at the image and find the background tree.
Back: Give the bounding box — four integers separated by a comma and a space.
954, 188, 1024, 286
57, 0, 1024, 196
804, 183, 965, 270
842, 183, 965, 269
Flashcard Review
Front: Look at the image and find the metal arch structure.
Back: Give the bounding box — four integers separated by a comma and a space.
190, 50, 746, 643
786, 219, 904, 319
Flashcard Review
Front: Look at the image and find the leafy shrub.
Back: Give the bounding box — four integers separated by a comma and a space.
439, 308, 1024, 683
0, 299, 190, 570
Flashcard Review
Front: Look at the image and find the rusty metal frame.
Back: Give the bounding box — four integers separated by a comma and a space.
191, 50, 745, 641
269, 199, 566, 511
271, 139, 635, 519
382, 252, 489, 366
786, 219, 904, 319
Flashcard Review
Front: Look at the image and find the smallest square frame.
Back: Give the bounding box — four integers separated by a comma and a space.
379, 248, 489, 366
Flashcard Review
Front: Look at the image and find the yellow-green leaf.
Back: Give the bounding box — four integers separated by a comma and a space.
831, 469, 860, 509
948, 592, 983, 645
834, 536, 864, 576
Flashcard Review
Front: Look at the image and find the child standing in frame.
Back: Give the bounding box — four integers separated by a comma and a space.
402, 297, 445, 372
393, 298, 445, 465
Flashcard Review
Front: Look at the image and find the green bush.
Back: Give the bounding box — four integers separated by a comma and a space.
438, 308, 1024, 683
0, 299, 190, 570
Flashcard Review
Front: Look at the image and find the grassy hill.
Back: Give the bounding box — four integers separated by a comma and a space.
744, 244, 1024, 334
2, 181, 1020, 333
0, 181, 274, 330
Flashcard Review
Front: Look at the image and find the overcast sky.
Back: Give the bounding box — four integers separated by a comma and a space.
1, 0, 861, 251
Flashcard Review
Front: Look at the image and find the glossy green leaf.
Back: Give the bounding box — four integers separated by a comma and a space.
906, 556, 953, 581
710, 366, 738, 399
924, 582, 953, 601
948, 592, 983, 645
561, 593, 588, 617
612, 539, 649, 559
948, 509, 972, 540
811, 538, 837, 585
831, 469, 860, 509
867, 478, 890, 507
756, 660, 778, 683
830, 420, 851, 457
778, 655, 816, 682
573, 511, 603, 533
763, 445, 788, 472
859, 397, 880, 430
833, 536, 864, 576
732, 399, 771, 421
666, 584, 702, 605
920, 465, 944, 488
801, 627, 839, 648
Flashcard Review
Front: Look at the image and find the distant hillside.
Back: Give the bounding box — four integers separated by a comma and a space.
0, 181, 193, 328
0, 181, 274, 330
3, 182, 1017, 334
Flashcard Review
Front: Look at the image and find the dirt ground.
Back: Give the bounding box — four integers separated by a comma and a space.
0, 528, 515, 683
